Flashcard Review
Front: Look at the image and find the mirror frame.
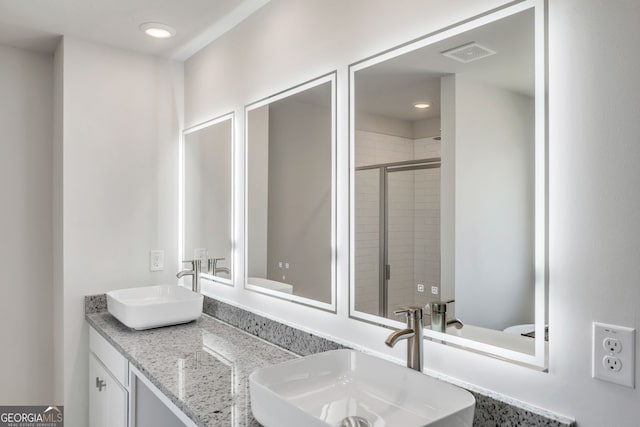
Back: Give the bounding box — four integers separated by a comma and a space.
348, 0, 547, 368
180, 112, 235, 287
244, 72, 338, 312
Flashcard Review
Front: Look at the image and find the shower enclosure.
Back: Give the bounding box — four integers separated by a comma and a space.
354, 157, 441, 320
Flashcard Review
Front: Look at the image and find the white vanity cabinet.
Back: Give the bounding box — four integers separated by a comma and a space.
88, 325, 197, 427
89, 327, 129, 427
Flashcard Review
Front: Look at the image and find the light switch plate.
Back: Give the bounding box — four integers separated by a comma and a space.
592, 322, 635, 388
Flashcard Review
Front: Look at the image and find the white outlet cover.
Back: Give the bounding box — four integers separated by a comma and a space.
150, 250, 164, 272
592, 322, 635, 388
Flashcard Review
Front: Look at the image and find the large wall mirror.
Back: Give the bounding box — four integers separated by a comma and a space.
349, 0, 547, 368
182, 113, 234, 285
245, 73, 336, 312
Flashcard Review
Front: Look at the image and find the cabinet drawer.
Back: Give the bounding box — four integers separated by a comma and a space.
89, 326, 128, 387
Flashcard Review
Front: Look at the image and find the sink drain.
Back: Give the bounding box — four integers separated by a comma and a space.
338, 416, 372, 427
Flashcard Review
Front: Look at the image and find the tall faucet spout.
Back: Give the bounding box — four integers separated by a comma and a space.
447, 318, 464, 329
385, 307, 424, 371
176, 270, 193, 279
177, 259, 202, 293
385, 328, 415, 348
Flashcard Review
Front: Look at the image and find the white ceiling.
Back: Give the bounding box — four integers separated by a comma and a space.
355, 8, 534, 122
0, 0, 269, 60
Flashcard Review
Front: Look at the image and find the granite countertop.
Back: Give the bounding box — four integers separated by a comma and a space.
86, 312, 297, 427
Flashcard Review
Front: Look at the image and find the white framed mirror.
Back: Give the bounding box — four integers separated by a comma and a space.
181, 113, 234, 286
245, 73, 337, 312
349, 0, 547, 368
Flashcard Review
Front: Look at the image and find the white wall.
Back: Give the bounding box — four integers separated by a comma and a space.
547, 0, 640, 424
413, 117, 442, 139
246, 105, 269, 277
453, 77, 535, 331
184, 119, 232, 270
355, 111, 413, 139
184, 0, 640, 425
56, 37, 183, 426
0, 44, 53, 404
53, 40, 64, 404
266, 97, 332, 303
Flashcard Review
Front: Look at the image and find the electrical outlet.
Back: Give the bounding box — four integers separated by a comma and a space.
603, 337, 622, 353
285, 262, 290, 269
150, 250, 164, 271
603, 356, 622, 372
416, 284, 425, 293
592, 322, 635, 388
431, 286, 439, 295
278, 261, 283, 268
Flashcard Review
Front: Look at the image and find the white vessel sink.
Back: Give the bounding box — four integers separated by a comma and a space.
107, 285, 203, 330
249, 349, 475, 427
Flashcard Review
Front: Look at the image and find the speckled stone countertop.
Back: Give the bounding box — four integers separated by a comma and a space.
86, 295, 575, 427
86, 312, 297, 427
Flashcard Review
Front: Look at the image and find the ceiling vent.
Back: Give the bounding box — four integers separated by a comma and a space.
441, 42, 496, 63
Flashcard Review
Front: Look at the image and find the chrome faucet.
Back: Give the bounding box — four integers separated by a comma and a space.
429, 300, 464, 333
176, 259, 201, 293
385, 306, 424, 371
207, 257, 230, 276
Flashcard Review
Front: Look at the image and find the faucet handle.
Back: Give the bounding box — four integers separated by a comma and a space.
207, 257, 226, 272
393, 306, 423, 318
181, 259, 202, 269
431, 299, 455, 314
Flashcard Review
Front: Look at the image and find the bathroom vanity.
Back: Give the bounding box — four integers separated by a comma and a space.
87, 310, 295, 426
86, 293, 573, 427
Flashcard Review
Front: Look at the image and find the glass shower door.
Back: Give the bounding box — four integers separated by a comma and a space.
354, 160, 441, 320
386, 169, 418, 318
386, 165, 441, 319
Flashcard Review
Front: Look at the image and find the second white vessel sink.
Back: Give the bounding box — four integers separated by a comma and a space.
107, 285, 203, 330
250, 349, 475, 427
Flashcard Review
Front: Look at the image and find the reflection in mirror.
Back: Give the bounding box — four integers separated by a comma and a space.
246, 74, 336, 311
350, 2, 546, 367
183, 114, 233, 285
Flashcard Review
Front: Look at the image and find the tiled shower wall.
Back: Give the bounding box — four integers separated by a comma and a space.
413, 138, 442, 310
354, 167, 381, 313
354, 130, 441, 318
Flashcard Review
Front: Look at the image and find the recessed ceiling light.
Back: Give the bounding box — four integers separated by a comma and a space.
140, 22, 176, 39
413, 102, 431, 109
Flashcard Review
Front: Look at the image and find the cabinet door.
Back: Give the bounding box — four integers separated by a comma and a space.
89, 352, 128, 427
